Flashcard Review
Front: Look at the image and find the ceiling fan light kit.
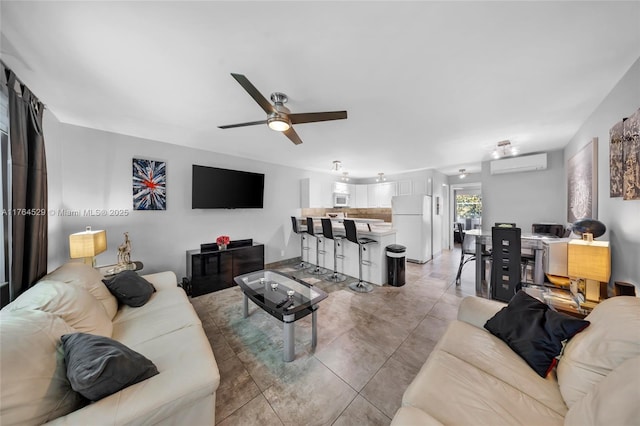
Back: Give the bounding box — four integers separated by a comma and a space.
376, 172, 386, 182
459, 168, 467, 179
267, 114, 291, 132
218, 73, 347, 145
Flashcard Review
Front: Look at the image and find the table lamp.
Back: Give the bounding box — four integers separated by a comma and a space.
69, 227, 107, 267
567, 235, 610, 308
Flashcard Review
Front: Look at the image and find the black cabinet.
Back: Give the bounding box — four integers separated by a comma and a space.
187, 242, 264, 297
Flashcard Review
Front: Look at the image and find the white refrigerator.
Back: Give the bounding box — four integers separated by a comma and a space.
392, 195, 432, 263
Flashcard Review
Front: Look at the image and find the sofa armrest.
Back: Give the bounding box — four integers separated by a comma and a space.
141, 271, 178, 292
457, 296, 505, 329
391, 406, 444, 426
44, 326, 219, 426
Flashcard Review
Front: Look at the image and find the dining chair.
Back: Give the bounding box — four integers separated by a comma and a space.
455, 223, 490, 286
490, 226, 522, 302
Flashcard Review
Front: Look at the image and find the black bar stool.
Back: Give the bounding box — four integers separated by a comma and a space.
343, 219, 377, 293
321, 218, 347, 283
290, 216, 309, 270
306, 217, 328, 275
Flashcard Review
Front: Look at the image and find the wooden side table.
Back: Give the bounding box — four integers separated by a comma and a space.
97, 261, 144, 277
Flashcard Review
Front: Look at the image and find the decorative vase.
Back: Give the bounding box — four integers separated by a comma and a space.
218, 244, 227, 251
572, 218, 606, 239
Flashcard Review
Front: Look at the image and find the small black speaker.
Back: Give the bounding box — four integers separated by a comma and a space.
614, 281, 636, 297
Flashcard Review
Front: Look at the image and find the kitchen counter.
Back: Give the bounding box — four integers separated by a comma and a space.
297, 217, 394, 237
301, 208, 392, 223
303, 216, 384, 223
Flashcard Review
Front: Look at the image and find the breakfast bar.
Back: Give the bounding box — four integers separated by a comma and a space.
297, 217, 396, 286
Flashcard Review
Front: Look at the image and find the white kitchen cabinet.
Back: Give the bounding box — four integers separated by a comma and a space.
413, 178, 432, 195
365, 182, 397, 207
367, 184, 378, 207
398, 180, 412, 196
377, 182, 397, 207
354, 184, 368, 208
300, 178, 333, 208
333, 181, 349, 194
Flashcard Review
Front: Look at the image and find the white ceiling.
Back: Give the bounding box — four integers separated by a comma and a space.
1, 1, 639, 178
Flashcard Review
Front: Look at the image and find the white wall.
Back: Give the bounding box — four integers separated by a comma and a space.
44, 118, 333, 279
564, 57, 640, 290
43, 111, 66, 269
481, 149, 566, 232
449, 172, 481, 187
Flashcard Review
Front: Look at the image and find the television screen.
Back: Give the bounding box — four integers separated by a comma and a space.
192, 165, 264, 209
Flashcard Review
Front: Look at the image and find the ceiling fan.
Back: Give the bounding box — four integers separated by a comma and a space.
218, 73, 347, 145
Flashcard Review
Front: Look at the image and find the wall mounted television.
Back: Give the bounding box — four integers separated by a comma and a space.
192, 164, 264, 209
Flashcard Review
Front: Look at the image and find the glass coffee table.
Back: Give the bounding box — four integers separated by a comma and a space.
234, 270, 328, 362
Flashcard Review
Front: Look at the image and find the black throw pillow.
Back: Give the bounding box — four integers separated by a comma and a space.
484, 290, 590, 377
102, 270, 155, 307
61, 333, 159, 401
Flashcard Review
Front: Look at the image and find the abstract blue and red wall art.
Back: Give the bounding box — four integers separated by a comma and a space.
132, 158, 166, 210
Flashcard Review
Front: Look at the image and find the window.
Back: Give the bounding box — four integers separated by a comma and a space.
456, 194, 482, 220
455, 189, 482, 230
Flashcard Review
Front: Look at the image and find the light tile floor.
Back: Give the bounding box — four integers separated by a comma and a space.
190, 247, 482, 425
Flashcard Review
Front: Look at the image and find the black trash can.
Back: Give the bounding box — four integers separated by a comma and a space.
386, 244, 406, 287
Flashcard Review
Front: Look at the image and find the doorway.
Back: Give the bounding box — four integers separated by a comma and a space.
452, 184, 482, 244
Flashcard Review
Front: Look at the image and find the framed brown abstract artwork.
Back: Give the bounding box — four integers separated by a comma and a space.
622, 108, 640, 200
568, 137, 597, 223
609, 120, 624, 197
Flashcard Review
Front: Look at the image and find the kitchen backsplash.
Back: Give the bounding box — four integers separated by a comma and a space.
301, 208, 392, 223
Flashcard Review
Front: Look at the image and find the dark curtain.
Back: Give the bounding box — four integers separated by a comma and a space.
5, 65, 48, 300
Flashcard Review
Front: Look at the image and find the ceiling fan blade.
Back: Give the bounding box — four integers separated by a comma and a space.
231, 73, 275, 114
218, 120, 267, 129
289, 111, 347, 125
283, 127, 303, 145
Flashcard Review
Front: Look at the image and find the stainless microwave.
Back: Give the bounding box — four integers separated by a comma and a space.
333, 193, 350, 207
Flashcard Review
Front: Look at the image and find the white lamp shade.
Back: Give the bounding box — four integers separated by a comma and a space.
567, 239, 611, 283
69, 230, 107, 259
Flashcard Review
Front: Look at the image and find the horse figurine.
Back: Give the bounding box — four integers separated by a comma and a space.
117, 232, 132, 266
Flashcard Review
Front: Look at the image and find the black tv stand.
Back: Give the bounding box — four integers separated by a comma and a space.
187, 241, 264, 297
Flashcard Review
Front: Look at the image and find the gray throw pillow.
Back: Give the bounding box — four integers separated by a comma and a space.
61, 333, 159, 401
102, 270, 155, 307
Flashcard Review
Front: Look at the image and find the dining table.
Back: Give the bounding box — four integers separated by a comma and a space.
464, 229, 559, 293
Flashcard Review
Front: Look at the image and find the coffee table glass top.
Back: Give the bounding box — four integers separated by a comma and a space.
234, 270, 328, 319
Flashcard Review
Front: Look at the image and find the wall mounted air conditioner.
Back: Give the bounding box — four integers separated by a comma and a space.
490, 153, 548, 175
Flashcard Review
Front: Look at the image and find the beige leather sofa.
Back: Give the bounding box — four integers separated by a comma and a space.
391, 295, 640, 425
1, 262, 220, 425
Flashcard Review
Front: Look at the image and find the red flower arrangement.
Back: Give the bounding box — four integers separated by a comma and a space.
216, 235, 230, 246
